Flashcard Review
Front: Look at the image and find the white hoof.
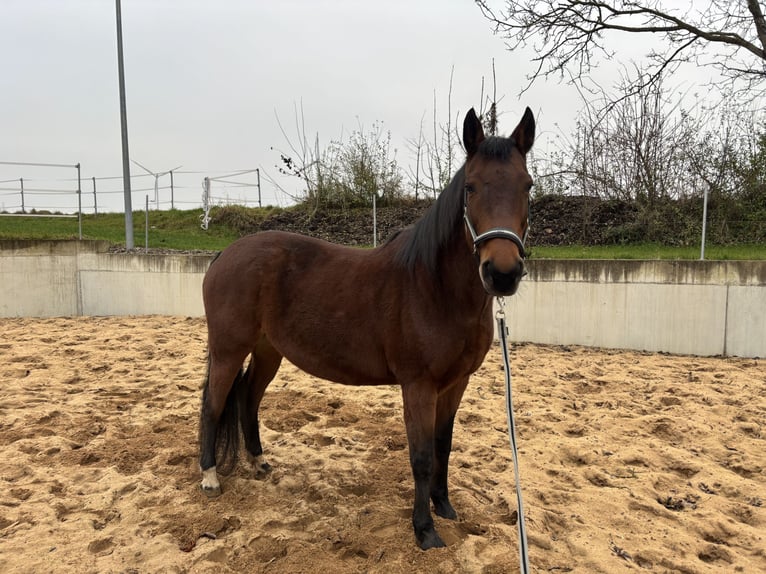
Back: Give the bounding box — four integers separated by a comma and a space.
200, 466, 221, 497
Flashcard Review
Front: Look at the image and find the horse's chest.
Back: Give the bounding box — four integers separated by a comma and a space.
459, 329, 494, 372
416, 319, 494, 383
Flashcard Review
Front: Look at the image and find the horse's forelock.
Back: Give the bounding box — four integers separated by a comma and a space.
476, 135, 516, 162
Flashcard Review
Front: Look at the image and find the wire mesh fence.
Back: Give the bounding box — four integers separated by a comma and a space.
0, 162, 267, 215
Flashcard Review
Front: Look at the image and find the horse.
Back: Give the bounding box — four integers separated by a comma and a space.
198, 106, 535, 550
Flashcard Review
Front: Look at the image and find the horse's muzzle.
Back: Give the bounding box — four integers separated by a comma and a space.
480, 258, 525, 296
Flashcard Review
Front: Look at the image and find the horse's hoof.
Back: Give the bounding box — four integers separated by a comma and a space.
200, 484, 222, 498
249, 455, 272, 479
433, 500, 457, 520
254, 461, 272, 479
418, 528, 446, 550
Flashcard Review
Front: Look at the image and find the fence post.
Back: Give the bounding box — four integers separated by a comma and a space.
256, 168, 261, 208
200, 177, 211, 230
700, 187, 709, 260
372, 192, 377, 248
145, 195, 149, 252
77, 163, 82, 239
92, 177, 98, 215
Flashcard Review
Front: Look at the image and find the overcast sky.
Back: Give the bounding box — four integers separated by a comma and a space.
0, 0, 713, 213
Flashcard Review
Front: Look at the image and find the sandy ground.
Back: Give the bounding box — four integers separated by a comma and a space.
0, 316, 764, 574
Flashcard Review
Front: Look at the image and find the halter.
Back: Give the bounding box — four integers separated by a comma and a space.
463, 187, 529, 259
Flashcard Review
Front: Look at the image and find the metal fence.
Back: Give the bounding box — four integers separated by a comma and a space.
0, 162, 266, 216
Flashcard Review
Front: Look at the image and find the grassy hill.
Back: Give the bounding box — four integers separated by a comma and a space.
1, 205, 764, 259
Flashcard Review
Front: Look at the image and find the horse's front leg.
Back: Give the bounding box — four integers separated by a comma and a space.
431, 377, 469, 520
401, 383, 443, 550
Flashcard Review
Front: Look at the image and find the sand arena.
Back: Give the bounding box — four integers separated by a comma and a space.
0, 316, 764, 573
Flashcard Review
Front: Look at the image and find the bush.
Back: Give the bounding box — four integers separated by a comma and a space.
277, 120, 405, 211
210, 205, 281, 236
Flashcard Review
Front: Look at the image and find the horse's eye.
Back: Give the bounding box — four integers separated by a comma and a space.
464, 184, 475, 194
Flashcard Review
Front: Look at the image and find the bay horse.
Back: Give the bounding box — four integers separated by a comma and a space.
198, 107, 535, 550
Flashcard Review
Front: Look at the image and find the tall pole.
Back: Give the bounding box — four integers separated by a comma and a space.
116, 0, 134, 248
19, 178, 24, 213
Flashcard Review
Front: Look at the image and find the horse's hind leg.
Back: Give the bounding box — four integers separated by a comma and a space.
431, 377, 469, 520
240, 336, 283, 477
199, 350, 248, 496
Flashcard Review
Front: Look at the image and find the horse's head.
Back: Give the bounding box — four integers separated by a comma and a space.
462, 107, 535, 297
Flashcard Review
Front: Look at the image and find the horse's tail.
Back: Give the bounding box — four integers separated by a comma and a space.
200, 356, 250, 475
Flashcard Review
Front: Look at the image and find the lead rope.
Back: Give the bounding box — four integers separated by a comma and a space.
495, 296, 530, 574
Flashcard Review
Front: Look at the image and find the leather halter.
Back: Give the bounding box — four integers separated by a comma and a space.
463, 187, 529, 259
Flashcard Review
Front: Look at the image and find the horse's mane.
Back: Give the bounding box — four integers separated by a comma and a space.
393, 166, 465, 273
394, 136, 516, 273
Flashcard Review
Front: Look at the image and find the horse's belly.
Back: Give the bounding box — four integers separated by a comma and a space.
285, 349, 393, 387
268, 330, 394, 387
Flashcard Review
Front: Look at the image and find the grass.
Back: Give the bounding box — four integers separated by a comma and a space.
529, 243, 766, 260
1, 208, 764, 259
0, 209, 240, 251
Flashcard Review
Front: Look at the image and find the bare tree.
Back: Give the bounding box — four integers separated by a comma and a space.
539, 71, 703, 203
336, 120, 404, 207
269, 103, 342, 214
406, 72, 462, 200
476, 0, 766, 100
478, 59, 500, 135
271, 103, 404, 211
406, 113, 426, 201
407, 64, 505, 199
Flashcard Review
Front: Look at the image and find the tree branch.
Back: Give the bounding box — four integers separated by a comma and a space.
475, 0, 766, 96
747, 0, 766, 54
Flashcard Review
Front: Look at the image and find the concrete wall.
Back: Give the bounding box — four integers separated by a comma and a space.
0, 240, 210, 318
503, 260, 766, 358
1, 240, 764, 357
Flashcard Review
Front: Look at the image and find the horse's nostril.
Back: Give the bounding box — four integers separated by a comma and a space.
482, 259, 524, 294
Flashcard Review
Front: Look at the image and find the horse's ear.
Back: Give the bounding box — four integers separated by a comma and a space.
511, 107, 535, 155
463, 108, 485, 157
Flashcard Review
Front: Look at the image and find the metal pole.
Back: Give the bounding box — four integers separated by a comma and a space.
700, 187, 709, 260
92, 177, 98, 215
145, 195, 149, 252
116, 0, 134, 248
19, 178, 24, 213
170, 170, 175, 210
77, 163, 82, 239
373, 192, 377, 248
201, 177, 210, 230
256, 168, 261, 208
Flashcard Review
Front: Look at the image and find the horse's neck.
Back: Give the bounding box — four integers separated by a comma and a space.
436, 232, 492, 310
